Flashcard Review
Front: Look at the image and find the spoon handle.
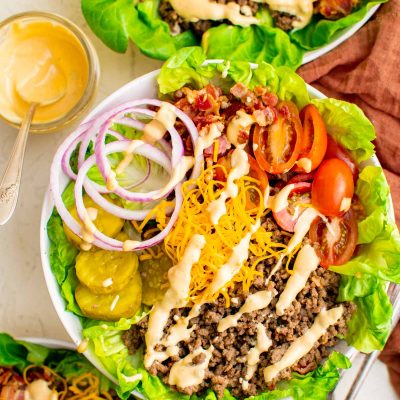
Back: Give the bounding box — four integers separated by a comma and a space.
0, 103, 37, 225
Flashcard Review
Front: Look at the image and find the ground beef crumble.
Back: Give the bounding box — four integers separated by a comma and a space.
122, 217, 355, 399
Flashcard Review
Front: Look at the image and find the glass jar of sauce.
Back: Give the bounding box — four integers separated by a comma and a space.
0, 12, 100, 133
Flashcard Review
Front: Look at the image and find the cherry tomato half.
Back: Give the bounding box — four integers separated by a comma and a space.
325, 135, 359, 183
309, 209, 358, 267
214, 152, 269, 209
312, 158, 354, 217
253, 101, 303, 174
294, 104, 328, 173
273, 182, 312, 232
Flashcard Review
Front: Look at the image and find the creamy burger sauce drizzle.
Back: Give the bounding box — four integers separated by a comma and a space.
168, 0, 259, 26
208, 219, 261, 294
266, 183, 295, 213
227, 110, 255, 147
217, 290, 273, 332
265, 206, 320, 283
275, 244, 320, 316
244, 323, 272, 386
263, 306, 344, 382
168, 0, 314, 30
168, 346, 215, 389
195, 123, 223, 159
144, 234, 206, 368
143, 102, 177, 143
163, 303, 203, 347
24, 380, 58, 400
207, 147, 250, 224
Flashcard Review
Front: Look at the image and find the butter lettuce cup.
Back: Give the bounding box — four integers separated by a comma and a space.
41, 49, 400, 400
0, 12, 99, 134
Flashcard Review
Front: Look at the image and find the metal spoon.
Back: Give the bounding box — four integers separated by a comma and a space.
0, 64, 67, 225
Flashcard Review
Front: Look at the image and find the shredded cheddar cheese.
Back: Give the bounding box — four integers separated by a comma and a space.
158, 165, 287, 305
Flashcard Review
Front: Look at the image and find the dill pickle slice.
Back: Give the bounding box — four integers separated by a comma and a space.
63, 194, 124, 247
140, 251, 172, 306
75, 270, 142, 321
75, 248, 138, 295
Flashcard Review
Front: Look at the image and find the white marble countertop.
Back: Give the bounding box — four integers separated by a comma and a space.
0, 1, 397, 399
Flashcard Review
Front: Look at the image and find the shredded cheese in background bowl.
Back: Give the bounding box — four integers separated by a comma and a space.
158, 164, 288, 306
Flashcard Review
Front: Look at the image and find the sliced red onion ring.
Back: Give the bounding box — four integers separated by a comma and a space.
50, 124, 115, 250
52, 98, 201, 251
73, 141, 182, 250
79, 141, 173, 221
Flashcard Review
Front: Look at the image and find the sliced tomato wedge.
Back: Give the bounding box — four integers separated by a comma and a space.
273, 182, 312, 232
309, 209, 358, 267
214, 152, 269, 209
294, 104, 328, 173
325, 135, 359, 183
253, 101, 303, 174
312, 158, 354, 217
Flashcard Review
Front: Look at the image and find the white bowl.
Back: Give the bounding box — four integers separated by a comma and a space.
40, 66, 393, 397
20, 337, 75, 350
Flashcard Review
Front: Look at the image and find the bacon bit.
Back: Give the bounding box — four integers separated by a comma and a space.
222, 102, 244, 119
196, 94, 213, 111
254, 86, 268, 96
205, 84, 222, 99
230, 82, 248, 98
279, 103, 290, 118
182, 87, 200, 104
262, 92, 279, 107
253, 108, 276, 127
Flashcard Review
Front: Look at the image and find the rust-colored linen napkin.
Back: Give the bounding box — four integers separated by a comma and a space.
298, 0, 400, 394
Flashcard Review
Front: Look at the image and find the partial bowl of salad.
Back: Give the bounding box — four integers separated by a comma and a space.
0, 333, 133, 399
41, 47, 400, 400
81, 0, 384, 69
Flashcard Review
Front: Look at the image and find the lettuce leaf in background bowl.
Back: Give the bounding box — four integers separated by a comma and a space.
46, 52, 400, 399
0, 333, 114, 392
81, 0, 386, 67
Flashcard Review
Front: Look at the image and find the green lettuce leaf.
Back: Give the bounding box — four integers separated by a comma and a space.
338, 276, 392, 352
0, 333, 49, 371
47, 212, 78, 285
82, 0, 197, 58
158, 47, 215, 94
290, 0, 386, 50
82, 312, 149, 399
202, 10, 303, 69
81, 0, 137, 53
311, 98, 375, 163
158, 48, 310, 108
250, 352, 350, 400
